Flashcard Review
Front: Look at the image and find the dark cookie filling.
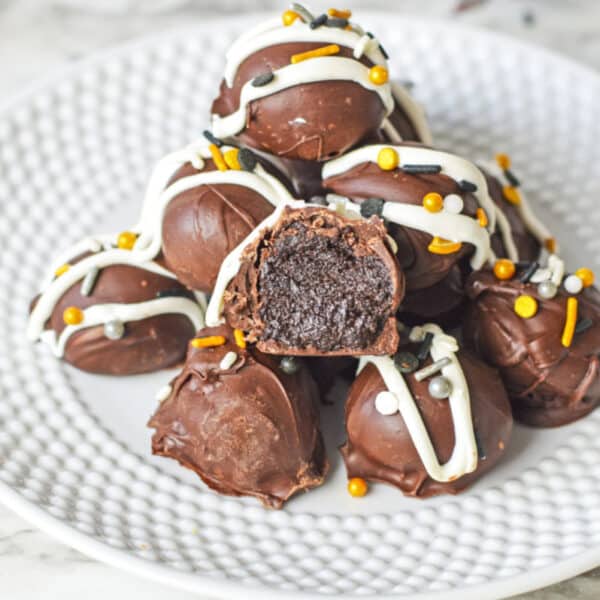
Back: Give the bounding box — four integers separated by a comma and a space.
258, 221, 394, 351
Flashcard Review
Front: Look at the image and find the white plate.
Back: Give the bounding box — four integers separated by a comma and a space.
1, 13, 600, 600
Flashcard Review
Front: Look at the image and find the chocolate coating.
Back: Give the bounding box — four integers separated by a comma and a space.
341, 343, 512, 497
149, 325, 328, 509
464, 269, 600, 427
161, 160, 275, 293
212, 42, 386, 161
223, 206, 404, 356
44, 263, 197, 375
484, 168, 541, 262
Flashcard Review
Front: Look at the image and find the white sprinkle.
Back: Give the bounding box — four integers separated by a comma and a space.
219, 351, 238, 370
155, 384, 172, 403
80, 266, 100, 296
444, 194, 464, 214
564, 274, 583, 295
375, 391, 399, 415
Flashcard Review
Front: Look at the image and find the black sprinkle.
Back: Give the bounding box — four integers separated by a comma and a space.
203, 130, 222, 147
519, 261, 539, 283
402, 164, 442, 175
458, 180, 478, 193
238, 148, 258, 172
394, 351, 419, 374
399, 79, 414, 90
366, 31, 375, 39
522, 10, 536, 27
474, 429, 487, 460
360, 198, 385, 218
251, 71, 274, 87
417, 332, 434, 361
326, 17, 348, 28
504, 169, 521, 187
575, 317, 594, 334
310, 13, 328, 29
156, 288, 191, 299
378, 44, 389, 60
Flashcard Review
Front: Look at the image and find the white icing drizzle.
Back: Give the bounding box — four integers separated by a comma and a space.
323, 144, 502, 268
213, 57, 394, 140
482, 159, 554, 252
223, 17, 388, 87
360, 324, 478, 483
42, 296, 204, 358
383, 82, 433, 146
205, 199, 308, 326
548, 254, 565, 286
212, 16, 394, 139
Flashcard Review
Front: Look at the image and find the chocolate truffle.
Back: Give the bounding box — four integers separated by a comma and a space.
341, 324, 512, 497
206, 202, 404, 356
27, 234, 204, 375
211, 8, 401, 161
146, 140, 295, 293
148, 324, 328, 509
322, 143, 550, 321
464, 258, 600, 427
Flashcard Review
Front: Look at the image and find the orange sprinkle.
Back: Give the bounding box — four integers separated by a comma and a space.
117, 231, 138, 250
514, 295, 538, 319
493, 259, 516, 281
190, 336, 226, 349
209, 143, 228, 172
575, 268, 594, 288
422, 192, 443, 213
347, 477, 368, 497
328, 8, 352, 19
428, 236, 462, 255
54, 263, 70, 277
545, 237, 557, 254
291, 44, 340, 64
282, 9, 299, 26
369, 65, 389, 85
223, 148, 241, 170
496, 153, 511, 170
233, 328, 246, 349
477, 207, 489, 228
502, 186, 521, 205
561, 297, 578, 348
63, 306, 84, 326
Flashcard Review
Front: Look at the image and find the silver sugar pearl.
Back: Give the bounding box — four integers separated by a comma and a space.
280, 356, 299, 375
104, 320, 125, 340
537, 280, 558, 299
428, 376, 452, 399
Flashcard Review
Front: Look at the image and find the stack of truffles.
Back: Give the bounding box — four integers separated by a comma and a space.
28, 6, 600, 508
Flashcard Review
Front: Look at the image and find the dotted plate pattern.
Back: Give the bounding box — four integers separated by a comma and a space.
1, 15, 600, 600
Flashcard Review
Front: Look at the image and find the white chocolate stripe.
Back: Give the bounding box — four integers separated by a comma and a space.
212, 57, 394, 140
224, 19, 388, 87
381, 202, 493, 269
360, 324, 478, 483
28, 255, 182, 342
322, 144, 497, 232
388, 82, 433, 146
42, 297, 205, 358
492, 202, 519, 263
482, 159, 554, 252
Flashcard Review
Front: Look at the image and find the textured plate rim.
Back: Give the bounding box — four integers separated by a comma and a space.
1, 13, 600, 600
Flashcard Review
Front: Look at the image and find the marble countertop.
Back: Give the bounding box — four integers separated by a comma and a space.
1, 1, 600, 598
